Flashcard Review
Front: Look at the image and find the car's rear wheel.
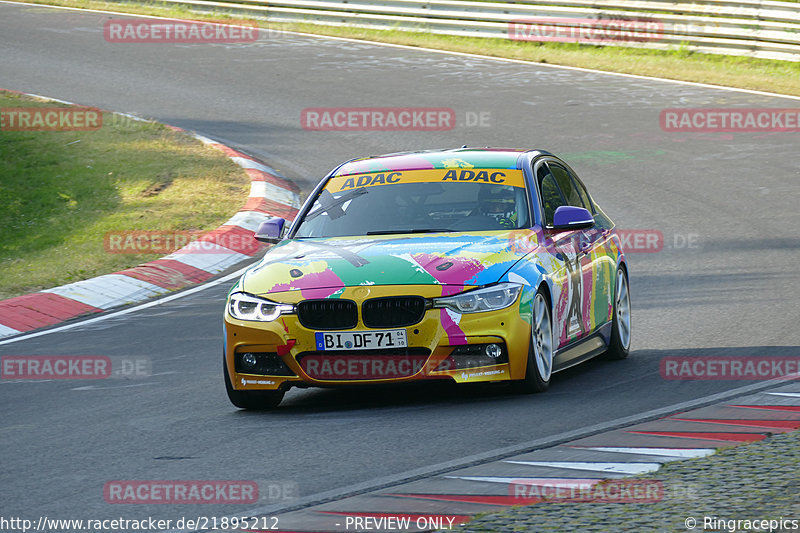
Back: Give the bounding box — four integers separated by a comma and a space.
223, 357, 284, 409
515, 290, 553, 393
605, 267, 631, 360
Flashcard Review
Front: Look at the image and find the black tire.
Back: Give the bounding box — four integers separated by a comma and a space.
514, 289, 553, 394
223, 357, 284, 409
605, 267, 631, 360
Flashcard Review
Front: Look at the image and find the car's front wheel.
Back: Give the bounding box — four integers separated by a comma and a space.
605, 267, 631, 360
223, 357, 284, 409
515, 289, 554, 393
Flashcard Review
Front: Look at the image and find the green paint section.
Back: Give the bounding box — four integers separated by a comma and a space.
335, 254, 439, 286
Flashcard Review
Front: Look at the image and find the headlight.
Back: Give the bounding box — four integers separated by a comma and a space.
433, 282, 522, 313
228, 292, 294, 322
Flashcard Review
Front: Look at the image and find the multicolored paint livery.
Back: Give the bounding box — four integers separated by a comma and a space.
223, 149, 631, 409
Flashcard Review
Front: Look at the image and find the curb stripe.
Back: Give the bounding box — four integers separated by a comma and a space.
116, 260, 214, 290
243, 198, 300, 219
627, 431, 768, 442
245, 168, 300, 192
504, 460, 661, 474
0, 293, 102, 331
192, 225, 264, 257
0, 324, 21, 336
387, 493, 542, 506
250, 180, 300, 207
162, 247, 250, 273
42, 274, 168, 310
730, 404, 800, 411
568, 446, 715, 458
669, 418, 800, 430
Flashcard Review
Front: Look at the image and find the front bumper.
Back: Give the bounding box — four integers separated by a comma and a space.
224, 285, 533, 391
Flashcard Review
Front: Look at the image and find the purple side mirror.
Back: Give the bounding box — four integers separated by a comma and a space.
552, 206, 594, 230
254, 218, 286, 244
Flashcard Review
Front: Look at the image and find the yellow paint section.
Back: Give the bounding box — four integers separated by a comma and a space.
224, 284, 533, 390
326, 168, 526, 193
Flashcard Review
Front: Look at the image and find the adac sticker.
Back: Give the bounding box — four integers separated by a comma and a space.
327, 169, 526, 192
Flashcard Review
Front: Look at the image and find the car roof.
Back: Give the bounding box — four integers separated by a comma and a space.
333, 148, 552, 177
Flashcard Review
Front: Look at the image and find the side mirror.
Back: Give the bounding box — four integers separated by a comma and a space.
254, 218, 286, 244
552, 206, 594, 230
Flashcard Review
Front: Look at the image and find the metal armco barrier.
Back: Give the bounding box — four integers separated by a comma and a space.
119, 0, 800, 60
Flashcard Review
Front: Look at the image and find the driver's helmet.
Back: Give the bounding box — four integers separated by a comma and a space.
478, 185, 518, 227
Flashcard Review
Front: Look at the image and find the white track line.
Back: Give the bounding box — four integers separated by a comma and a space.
0, 263, 253, 346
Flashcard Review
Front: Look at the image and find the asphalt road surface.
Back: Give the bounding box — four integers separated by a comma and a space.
1, 2, 799, 525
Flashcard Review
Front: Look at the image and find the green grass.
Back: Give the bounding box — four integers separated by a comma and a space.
0, 91, 249, 299
12, 0, 800, 96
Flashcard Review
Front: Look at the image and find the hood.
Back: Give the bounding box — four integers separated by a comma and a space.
241, 230, 540, 297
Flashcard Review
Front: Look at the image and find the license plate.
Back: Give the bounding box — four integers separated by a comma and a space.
315, 329, 407, 351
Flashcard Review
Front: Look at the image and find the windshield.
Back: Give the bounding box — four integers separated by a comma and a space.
293, 168, 530, 237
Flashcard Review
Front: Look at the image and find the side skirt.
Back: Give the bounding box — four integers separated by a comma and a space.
552, 322, 612, 373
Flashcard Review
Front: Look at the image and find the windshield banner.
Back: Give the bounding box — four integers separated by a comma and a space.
326, 168, 526, 192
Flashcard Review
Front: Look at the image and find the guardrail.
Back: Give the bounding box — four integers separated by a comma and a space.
122, 0, 800, 61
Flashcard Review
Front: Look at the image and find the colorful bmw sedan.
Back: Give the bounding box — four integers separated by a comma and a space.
223, 149, 631, 408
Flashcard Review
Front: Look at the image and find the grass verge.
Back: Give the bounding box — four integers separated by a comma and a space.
0, 90, 249, 299
10, 0, 800, 97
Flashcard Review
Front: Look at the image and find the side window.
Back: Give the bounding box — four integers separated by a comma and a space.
549, 163, 586, 209
572, 175, 595, 214
536, 163, 565, 226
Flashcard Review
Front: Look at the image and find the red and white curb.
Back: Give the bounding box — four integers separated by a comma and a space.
0, 93, 300, 339
229, 382, 800, 532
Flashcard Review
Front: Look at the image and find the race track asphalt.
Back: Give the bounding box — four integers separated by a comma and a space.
1, 2, 799, 525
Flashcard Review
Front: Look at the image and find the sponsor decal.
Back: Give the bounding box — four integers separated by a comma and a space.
326, 169, 526, 192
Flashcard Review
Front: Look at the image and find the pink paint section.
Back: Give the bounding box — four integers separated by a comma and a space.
337, 154, 437, 176
270, 269, 345, 296
413, 254, 485, 286
581, 261, 594, 335
439, 308, 467, 345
